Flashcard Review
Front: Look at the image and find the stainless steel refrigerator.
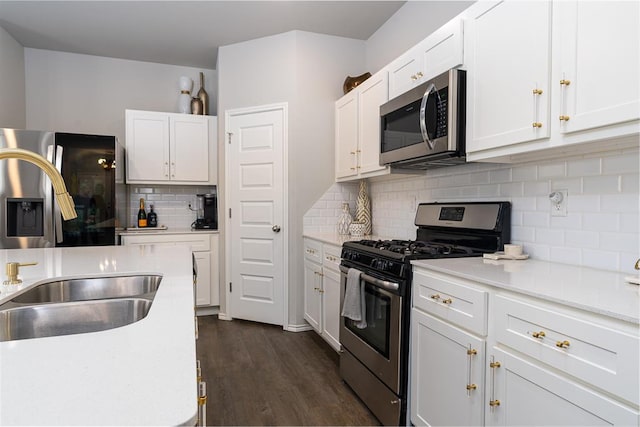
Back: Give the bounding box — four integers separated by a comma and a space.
0, 128, 126, 248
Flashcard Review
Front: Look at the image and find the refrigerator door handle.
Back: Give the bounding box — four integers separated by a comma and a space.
54, 145, 64, 244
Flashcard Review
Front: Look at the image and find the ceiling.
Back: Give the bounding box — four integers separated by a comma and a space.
0, 1, 406, 69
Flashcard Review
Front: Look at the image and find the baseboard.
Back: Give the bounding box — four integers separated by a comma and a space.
196, 306, 219, 317
285, 323, 313, 332
217, 312, 233, 321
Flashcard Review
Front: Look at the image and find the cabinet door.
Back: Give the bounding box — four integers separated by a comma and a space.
467, 1, 552, 154
411, 309, 485, 426
209, 234, 220, 306
321, 268, 341, 352
388, 46, 424, 100
357, 71, 389, 176
486, 348, 639, 426
126, 110, 170, 182
170, 115, 210, 183
335, 92, 359, 180
194, 251, 211, 307
419, 18, 464, 81
303, 259, 322, 332
555, 1, 640, 134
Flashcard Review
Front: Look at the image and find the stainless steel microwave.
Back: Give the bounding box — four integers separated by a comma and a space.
380, 69, 466, 169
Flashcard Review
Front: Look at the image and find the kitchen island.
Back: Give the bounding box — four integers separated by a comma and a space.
0, 245, 198, 426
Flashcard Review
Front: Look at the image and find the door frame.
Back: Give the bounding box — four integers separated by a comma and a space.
224, 102, 289, 329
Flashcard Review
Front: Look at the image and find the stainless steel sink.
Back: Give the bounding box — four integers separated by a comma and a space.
10, 275, 162, 304
0, 298, 153, 342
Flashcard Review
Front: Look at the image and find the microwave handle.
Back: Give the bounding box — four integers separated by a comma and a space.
419, 83, 437, 150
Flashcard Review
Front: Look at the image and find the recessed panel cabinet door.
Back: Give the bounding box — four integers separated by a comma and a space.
358, 71, 389, 176
467, 1, 552, 153
555, 0, 640, 134
485, 348, 639, 426
303, 259, 322, 333
170, 115, 209, 182
126, 111, 170, 182
321, 267, 341, 351
411, 308, 485, 426
335, 92, 358, 180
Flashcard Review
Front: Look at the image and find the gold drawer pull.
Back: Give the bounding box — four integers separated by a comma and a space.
430, 294, 440, 301
532, 122, 543, 128
560, 79, 571, 86
466, 384, 477, 391
559, 115, 570, 121
532, 331, 546, 339
532, 88, 543, 95
489, 399, 501, 407
490, 361, 501, 368
442, 298, 453, 304
556, 340, 571, 349
467, 348, 477, 356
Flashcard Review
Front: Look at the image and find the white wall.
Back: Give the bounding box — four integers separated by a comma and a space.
24, 48, 216, 141
304, 148, 640, 275
0, 25, 26, 128
217, 30, 365, 327
365, 0, 474, 72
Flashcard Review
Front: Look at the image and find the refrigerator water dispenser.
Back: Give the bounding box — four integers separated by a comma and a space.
7, 198, 44, 237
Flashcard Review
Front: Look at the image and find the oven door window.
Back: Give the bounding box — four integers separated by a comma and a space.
345, 284, 391, 358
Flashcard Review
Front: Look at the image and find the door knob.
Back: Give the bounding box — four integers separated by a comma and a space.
272, 225, 281, 233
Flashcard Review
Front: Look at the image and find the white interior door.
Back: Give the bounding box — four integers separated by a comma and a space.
227, 104, 286, 326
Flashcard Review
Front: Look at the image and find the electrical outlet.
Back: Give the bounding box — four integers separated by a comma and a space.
549, 190, 568, 217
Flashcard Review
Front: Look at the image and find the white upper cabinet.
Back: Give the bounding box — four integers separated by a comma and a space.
335, 69, 390, 182
126, 109, 217, 185
466, 1, 552, 154
466, 0, 640, 162
554, 0, 640, 135
388, 18, 464, 100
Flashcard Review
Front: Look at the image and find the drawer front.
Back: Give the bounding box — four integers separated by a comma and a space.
413, 269, 488, 336
122, 233, 210, 252
494, 294, 640, 404
303, 238, 323, 263
322, 244, 341, 272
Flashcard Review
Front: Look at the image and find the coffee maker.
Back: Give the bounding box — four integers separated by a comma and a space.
194, 193, 217, 230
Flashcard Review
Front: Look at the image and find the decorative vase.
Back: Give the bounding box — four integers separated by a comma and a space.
343, 72, 372, 94
349, 222, 365, 237
336, 203, 353, 235
191, 97, 203, 115
355, 180, 372, 235
178, 76, 193, 114
197, 72, 209, 115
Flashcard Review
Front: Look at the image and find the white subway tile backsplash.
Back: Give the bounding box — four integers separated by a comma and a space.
567, 158, 601, 177
303, 148, 639, 273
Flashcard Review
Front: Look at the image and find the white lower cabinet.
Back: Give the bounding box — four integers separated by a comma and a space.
121, 233, 219, 307
303, 238, 341, 352
411, 309, 485, 426
411, 266, 639, 426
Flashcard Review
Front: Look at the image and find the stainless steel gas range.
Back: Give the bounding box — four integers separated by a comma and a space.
339, 201, 511, 426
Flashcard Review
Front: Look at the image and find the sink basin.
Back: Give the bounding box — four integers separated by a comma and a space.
0, 298, 153, 342
10, 275, 162, 304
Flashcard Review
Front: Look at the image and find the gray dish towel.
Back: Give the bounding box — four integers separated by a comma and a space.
341, 268, 367, 329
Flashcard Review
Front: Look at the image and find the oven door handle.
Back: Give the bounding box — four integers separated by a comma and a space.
340, 265, 399, 292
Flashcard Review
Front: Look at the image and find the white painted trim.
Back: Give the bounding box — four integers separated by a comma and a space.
224, 102, 289, 329
217, 312, 233, 321
285, 323, 313, 333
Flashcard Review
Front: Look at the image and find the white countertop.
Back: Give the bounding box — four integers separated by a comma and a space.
0, 245, 198, 425
119, 227, 218, 236
302, 232, 390, 246
412, 257, 640, 324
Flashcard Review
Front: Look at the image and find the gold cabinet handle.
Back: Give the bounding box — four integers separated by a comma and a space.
416, 71, 423, 78
318, 289, 324, 293
466, 384, 477, 391
442, 298, 453, 304
430, 294, 440, 300
466, 345, 477, 396
560, 79, 571, 86
489, 399, 501, 407
532, 331, 546, 339
490, 361, 501, 368
556, 340, 571, 348
532, 122, 543, 128
489, 356, 500, 410
467, 348, 477, 355
532, 88, 543, 95
410, 74, 418, 80
350, 151, 356, 155
559, 115, 570, 121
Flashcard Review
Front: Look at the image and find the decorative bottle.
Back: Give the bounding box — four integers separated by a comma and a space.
355, 180, 372, 235
147, 204, 158, 227
137, 198, 147, 228
336, 203, 353, 235
197, 72, 209, 115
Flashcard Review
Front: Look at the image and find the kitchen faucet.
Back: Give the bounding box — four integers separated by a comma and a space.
0, 148, 77, 220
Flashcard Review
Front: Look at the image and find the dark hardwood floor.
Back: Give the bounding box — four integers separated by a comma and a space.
196, 316, 380, 426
